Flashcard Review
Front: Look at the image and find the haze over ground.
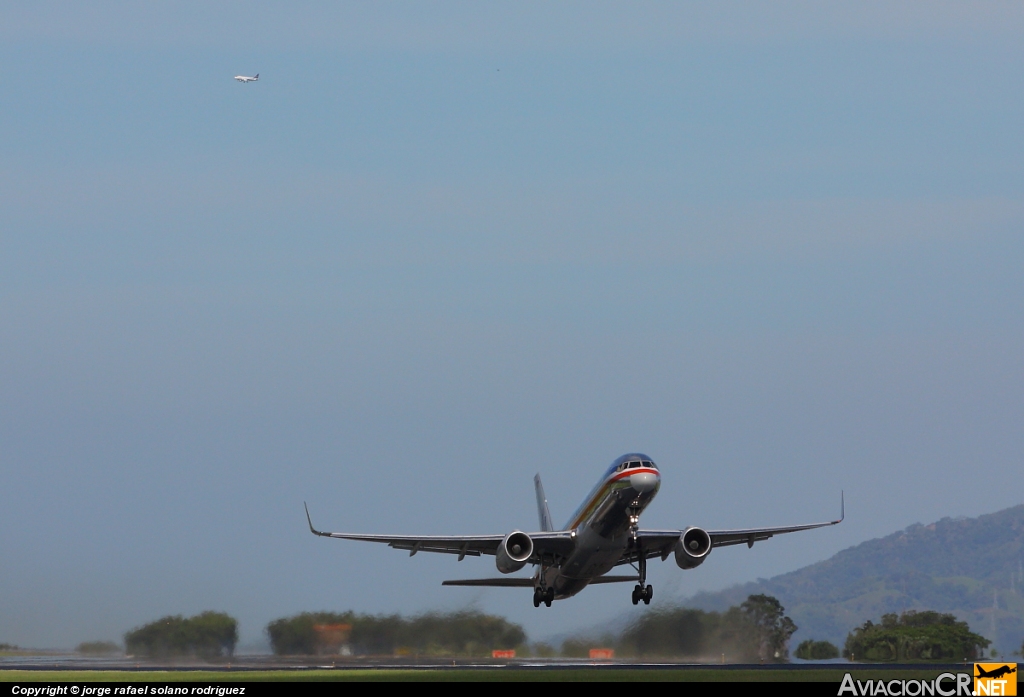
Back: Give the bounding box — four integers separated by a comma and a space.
1, 2, 1023, 649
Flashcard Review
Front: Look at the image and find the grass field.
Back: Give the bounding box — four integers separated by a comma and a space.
0, 667, 974, 682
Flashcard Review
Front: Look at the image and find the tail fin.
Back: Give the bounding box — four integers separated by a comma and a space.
534, 473, 554, 532
254, 74, 259, 80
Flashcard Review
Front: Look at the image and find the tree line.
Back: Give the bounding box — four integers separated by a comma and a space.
559, 598, 996, 662
266, 610, 526, 657
120, 609, 525, 658
114, 599, 1003, 660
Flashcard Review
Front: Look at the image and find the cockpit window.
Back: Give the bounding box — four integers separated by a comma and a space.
642, 460, 655, 469
628, 460, 642, 469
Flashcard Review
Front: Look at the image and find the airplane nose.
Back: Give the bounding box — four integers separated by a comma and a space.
629, 471, 659, 493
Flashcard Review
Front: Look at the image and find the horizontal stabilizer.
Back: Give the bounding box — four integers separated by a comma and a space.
442, 578, 534, 587
589, 575, 638, 584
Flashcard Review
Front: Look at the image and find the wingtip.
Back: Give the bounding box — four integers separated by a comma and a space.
304, 501, 321, 536
837, 490, 845, 524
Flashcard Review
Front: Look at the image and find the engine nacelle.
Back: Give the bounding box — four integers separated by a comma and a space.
495, 530, 534, 574
674, 526, 712, 570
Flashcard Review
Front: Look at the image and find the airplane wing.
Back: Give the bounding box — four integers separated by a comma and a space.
305, 504, 575, 564
627, 494, 844, 563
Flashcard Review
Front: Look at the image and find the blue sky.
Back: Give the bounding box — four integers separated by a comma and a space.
2, 2, 1023, 648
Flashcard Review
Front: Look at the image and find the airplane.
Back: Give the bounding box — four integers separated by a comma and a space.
976, 665, 1016, 679
305, 453, 843, 607
234, 74, 259, 83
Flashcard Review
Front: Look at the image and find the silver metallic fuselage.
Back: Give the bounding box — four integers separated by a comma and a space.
539, 453, 660, 598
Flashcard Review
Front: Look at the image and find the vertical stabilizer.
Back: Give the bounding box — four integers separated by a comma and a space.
534, 473, 554, 532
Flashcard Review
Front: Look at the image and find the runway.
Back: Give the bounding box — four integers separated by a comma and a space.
0, 654, 961, 672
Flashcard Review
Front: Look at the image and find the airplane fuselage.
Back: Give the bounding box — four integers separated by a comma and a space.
541, 454, 660, 598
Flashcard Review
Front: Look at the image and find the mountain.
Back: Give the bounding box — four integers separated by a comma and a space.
683, 504, 1024, 652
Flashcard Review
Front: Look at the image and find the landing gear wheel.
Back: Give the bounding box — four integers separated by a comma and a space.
632, 584, 653, 605
533, 590, 541, 608
544, 588, 554, 607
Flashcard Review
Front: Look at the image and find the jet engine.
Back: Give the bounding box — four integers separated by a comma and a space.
495, 531, 534, 574
674, 526, 712, 570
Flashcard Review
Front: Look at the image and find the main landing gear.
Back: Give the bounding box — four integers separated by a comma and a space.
630, 536, 653, 605
632, 584, 653, 605
533, 587, 554, 608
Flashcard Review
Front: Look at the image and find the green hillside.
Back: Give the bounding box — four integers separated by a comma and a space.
684, 504, 1024, 653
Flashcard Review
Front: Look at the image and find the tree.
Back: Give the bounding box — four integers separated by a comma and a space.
124, 611, 237, 658
186, 611, 238, 658
741, 594, 798, 662
76, 641, 121, 656
843, 611, 990, 662
795, 639, 840, 660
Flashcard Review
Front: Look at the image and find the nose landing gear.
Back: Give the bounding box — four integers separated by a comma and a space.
533, 587, 555, 608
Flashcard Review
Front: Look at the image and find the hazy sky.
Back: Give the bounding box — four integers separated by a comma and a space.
2, 2, 1023, 649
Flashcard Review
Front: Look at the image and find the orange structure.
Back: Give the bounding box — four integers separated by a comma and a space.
312, 623, 352, 655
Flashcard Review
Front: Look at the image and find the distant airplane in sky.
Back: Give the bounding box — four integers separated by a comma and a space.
306, 454, 843, 607
234, 74, 259, 83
